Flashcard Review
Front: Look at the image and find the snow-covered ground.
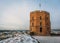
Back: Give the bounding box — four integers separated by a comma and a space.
33, 36, 60, 43
0, 33, 60, 43
0, 34, 39, 43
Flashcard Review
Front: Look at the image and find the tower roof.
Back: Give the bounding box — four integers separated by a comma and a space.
30, 10, 49, 15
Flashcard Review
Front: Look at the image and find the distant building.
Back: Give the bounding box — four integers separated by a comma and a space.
30, 10, 51, 36
51, 29, 60, 36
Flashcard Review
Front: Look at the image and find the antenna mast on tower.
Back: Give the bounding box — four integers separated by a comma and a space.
39, 3, 41, 11
39, 0, 41, 11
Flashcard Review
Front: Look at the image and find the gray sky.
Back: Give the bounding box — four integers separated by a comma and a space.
0, 0, 60, 30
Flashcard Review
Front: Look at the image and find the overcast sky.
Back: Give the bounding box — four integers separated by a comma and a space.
0, 0, 60, 30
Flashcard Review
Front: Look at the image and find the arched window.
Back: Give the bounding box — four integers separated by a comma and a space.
40, 27, 42, 32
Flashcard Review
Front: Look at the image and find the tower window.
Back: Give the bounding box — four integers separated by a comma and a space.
32, 17, 34, 20
40, 22, 42, 26
40, 27, 42, 32
40, 16, 42, 20
46, 17, 48, 20
32, 23, 34, 27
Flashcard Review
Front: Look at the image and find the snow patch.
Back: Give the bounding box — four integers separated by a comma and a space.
0, 34, 39, 43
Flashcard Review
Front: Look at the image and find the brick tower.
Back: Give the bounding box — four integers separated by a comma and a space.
30, 10, 51, 36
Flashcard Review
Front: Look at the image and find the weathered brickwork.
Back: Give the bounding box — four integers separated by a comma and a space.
30, 10, 51, 36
